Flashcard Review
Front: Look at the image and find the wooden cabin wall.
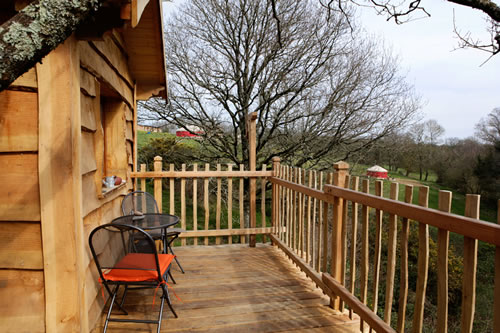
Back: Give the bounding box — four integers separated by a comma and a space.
78, 31, 136, 331
0, 69, 45, 332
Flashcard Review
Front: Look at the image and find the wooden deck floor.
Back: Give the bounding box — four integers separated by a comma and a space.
95, 244, 359, 332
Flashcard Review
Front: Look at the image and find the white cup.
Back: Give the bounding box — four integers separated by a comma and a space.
103, 176, 115, 188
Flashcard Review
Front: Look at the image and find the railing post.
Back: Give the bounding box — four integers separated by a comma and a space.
331, 161, 349, 310
140, 163, 146, 192
249, 112, 257, 247
272, 157, 281, 238
153, 156, 162, 213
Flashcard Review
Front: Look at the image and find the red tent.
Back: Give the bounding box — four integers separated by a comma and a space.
367, 165, 388, 179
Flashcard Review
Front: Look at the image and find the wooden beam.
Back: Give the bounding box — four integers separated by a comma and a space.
322, 273, 396, 333
37, 36, 87, 332
131, 170, 273, 178
324, 184, 500, 246
0, 222, 43, 269
179, 227, 277, 238
249, 112, 257, 247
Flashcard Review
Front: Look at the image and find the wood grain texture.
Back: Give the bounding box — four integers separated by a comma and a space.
132, 170, 273, 178
239, 164, 245, 244
0, 90, 38, 152
80, 68, 97, 97
0, 153, 40, 221
216, 164, 222, 245
0, 222, 42, 269
397, 185, 413, 333
37, 38, 86, 332
437, 190, 452, 333
384, 182, 399, 324
228, 164, 233, 245
205, 164, 210, 245
372, 180, 383, 316
81, 131, 97, 175
10, 67, 37, 89
412, 186, 429, 333
181, 164, 187, 246
349, 177, 359, 306
0, 270, 45, 332
169, 164, 175, 215
103, 101, 128, 179
153, 156, 162, 212
80, 93, 97, 132
193, 164, 198, 246
360, 179, 370, 332
461, 194, 479, 333
249, 113, 257, 247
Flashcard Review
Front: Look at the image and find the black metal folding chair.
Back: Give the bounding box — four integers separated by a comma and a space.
89, 223, 177, 333
121, 191, 185, 273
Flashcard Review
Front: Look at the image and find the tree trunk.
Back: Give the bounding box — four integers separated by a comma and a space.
0, 0, 101, 91
425, 170, 429, 181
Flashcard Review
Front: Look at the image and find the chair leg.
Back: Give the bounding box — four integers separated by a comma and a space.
157, 293, 166, 333
119, 285, 128, 308
161, 283, 178, 318
103, 286, 119, 333
168, 245, 185, 273
168, 270, 176, 284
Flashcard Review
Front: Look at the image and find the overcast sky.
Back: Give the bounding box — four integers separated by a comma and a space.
358, 2, 499, 139
163, 1, 499, 139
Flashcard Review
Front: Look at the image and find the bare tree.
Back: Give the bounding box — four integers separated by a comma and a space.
142, 0, 420, 169
475, 107, 500, 144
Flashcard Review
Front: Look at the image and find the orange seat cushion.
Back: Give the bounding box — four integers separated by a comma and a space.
103, 253, 175, 282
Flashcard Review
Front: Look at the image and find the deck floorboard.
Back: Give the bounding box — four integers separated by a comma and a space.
93, 244, 359, 333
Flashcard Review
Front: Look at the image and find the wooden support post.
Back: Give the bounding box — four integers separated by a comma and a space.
412, 186, 429, 333
437, 190, 452, 333
384, 182, 399, 324
193, 164, 198, 246
181, 164, 186, 246
249, 112, 257, 247
330, 161, 349, 310
461, 194, 479, 333
140, 163, 146, 192
37, 36, 86, 332
153, 156, 162, 212
227, 164, 233, 245
272, 157, 281, 238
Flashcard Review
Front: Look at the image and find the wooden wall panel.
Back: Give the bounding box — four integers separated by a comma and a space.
80, 69, 97, 97
10, 67, 37, 89
82, 172, 101, 217
125, 106, 133, 122
103, 101, 128, 179
90, 34, 133, 87
127, 140, 133, 165
79, 42, 133, 106
0, 222, 43, 270
0, 153, 40, 221
81, 93, 97, 132
126, 121, 133, 141
0, 90, 38, 152
81, 132, 97, 175
0, 270, 45, 332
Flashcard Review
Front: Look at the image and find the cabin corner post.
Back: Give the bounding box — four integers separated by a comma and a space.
271, 157, 281, 238
37, 36, 87, 332
249, 112, 257, 247
330, 161, 349, 310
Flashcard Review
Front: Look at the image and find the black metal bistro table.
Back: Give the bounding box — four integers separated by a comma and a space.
111, 213, 180, 254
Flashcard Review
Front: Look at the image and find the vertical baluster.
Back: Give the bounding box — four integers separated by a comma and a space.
154, 156, 163, 212
216, 164, 222, 245
299, 168, 304, 256
261, 164, 267, 243
372, 180, 383, 316
169, 163, 175, 215
437, 190, 452, 333
239, 164, 245, 244
384, 182, 399, 323
340, 174, 350, 312
311, 170, 318, 270
204, 164, 210, 245
412, 186, 430, 333
293, 168, 298, 252
397, 185, 413, 333
349, 176, 359, 319
227, 164, 233, 245
461, 194, 479, 332
322, 173, 331, 273
316, 171, 323, 272
279, 164, 284, 240
181, 164, 186, 246
306, 170, 313, 265
360, 179, 370, 332
286, 166, 291, 247
193, 164, 198, 246
140, 163, 146, 192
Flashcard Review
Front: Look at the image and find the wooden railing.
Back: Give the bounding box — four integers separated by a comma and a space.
131, 156, 273, 246
269, 161, 500, 333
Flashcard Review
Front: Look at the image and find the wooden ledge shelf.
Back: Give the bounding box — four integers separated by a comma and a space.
99, 182, 126, 199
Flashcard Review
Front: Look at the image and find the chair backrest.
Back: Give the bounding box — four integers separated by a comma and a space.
121, 191, 159, 215
88, 222, 162, 283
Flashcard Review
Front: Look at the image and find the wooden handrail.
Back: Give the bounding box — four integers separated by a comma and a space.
323, 184, 500, 246
131, 170, 272, 178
